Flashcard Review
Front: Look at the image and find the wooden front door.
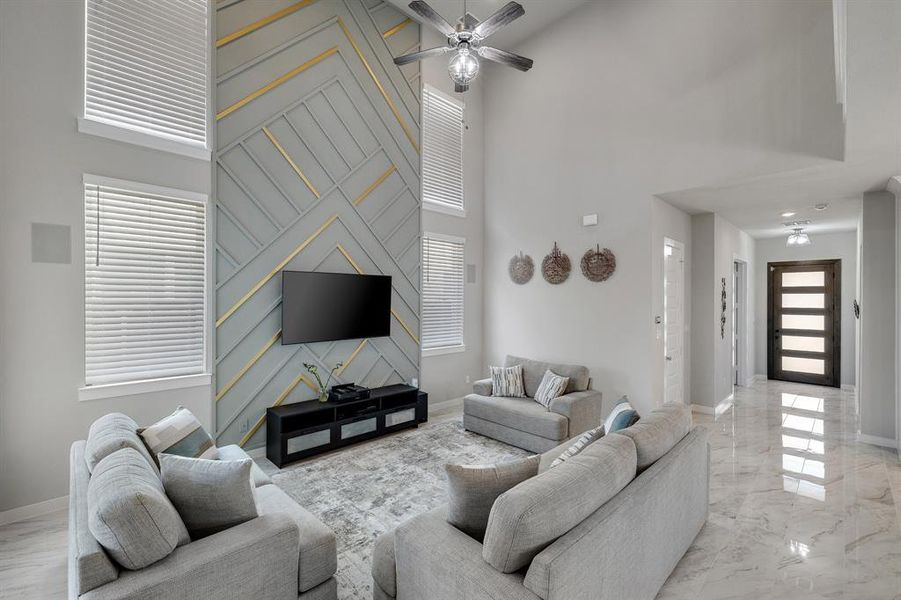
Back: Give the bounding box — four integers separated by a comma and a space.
767, 260, 841, 387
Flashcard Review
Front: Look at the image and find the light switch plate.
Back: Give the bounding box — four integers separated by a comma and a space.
582, 213, 598, 227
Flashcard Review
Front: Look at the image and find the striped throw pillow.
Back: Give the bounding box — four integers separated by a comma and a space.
490, 365, 526, 398
550, 425, 604, 468
139, 407, 218, 463
534, 370, 570, 407
604, 397, 640, 434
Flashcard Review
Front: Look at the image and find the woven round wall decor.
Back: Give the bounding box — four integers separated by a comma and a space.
541, 242, 571, 284
508, 252, 534, 285
580, 245, 616, 282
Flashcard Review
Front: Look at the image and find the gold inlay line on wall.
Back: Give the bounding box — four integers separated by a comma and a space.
217, 46, 339, 120
216, 214, 339, 327
336, 244, 420, 345
263, 126, 320, 198
382, 18, 413, 39
216, 330, 282, 402
337, 18, 420, 153
353, 165, 396, 205
217, 0, 318, 48
239, 339, 368, 447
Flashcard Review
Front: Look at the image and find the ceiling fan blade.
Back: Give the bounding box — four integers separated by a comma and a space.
394, 46, 448, 66
478, 46, 533, 71
473, 1, 525, 39
455, 82, 469, 93
461, 12, 480, 31
408, 1, 456, 37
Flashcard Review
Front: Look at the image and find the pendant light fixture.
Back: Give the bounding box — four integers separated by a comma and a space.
786, 228, 811, 247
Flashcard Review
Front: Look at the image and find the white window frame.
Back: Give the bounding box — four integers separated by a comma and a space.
421, 84, 465, 218
78, 174, 211, 402
78, 0, 212, 161
421, 232, 466, 357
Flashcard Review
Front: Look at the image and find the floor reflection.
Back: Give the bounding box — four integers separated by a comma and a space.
781, 392, 826, 502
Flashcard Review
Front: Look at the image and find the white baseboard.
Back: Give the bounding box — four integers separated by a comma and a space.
245, 446, 266, 459
841, 384, 856, 392
429, 397, 463, 414
0, 495, 68, 526
742, 376, 756, 387
857, 433, 898, 449
754, 374, 768, 383
691, 404, 714, 415
715, 395, 734, 417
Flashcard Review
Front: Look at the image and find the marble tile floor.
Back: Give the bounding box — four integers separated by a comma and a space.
1, 381, 900, 599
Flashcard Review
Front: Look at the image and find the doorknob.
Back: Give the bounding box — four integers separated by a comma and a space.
665, 355, 672, 361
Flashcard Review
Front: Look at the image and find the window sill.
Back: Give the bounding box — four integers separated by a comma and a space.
79, 373, 212, 402
77, 117, 211, 161
423, 202, 466, 218
422, 344, 466, 358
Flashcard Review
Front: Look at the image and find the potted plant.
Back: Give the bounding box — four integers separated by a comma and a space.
303, 361, 343, 403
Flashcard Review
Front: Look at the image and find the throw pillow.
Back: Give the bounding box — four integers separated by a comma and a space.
139, 406, 218, 462
159, 453, 258, 539
550, 425, 605, 468
604, 396, 640, 434
533, 369, 570, 408
489, 364, 526, 398
84, 412, 159, 475
445, 455, 540, 541
88, 448, 190, 570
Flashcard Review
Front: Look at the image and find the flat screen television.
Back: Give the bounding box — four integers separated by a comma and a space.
281, 271, 391, 344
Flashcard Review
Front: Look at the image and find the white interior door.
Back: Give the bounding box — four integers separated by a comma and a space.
664, 240, 685, 405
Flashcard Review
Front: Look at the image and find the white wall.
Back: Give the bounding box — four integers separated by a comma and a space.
0, 0, 213, 512
419, 28, 486, 404
753, 231, 858, 386
858, 191, 896, 444
690, 214, 754, 410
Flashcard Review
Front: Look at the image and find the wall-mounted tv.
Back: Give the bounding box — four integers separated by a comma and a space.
281, 271, 391, 344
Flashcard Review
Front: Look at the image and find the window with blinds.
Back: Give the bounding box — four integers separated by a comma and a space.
422, 234, 465, 353
84, 0, 209, 149
422, 85, 464, 216
84, 176, 207, 386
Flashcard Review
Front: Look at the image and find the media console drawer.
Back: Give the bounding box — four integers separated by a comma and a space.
267, 385, 428, 467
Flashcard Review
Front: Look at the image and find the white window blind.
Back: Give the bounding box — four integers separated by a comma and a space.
85, 0, 209, 148
422, 234, 465, 352
422, 85, 464, 215
84, 176, 207, 386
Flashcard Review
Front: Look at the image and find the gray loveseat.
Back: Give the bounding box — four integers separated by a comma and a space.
372, 404, 708, 600
464, 355, 603, 452
68, 414, 338, 600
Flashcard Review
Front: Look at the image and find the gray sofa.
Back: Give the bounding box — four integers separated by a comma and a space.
372, 404, 708, 600
68, 419, 338, 599
464, 355, 603, 452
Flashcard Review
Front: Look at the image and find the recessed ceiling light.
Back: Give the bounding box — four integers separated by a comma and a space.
781, 211, 796, 218
814, 203, 829, 211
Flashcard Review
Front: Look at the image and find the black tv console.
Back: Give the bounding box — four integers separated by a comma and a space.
266, 384, 428, 467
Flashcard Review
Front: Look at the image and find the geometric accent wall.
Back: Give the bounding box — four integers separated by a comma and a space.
214, 0, 421, 448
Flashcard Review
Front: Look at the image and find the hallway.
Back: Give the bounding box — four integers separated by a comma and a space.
659, 381, 901, 599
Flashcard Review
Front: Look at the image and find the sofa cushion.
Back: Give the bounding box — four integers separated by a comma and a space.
84, 413, 158, 475
489, 364, 526, 398
88, 448, 190, 570
255, 484, 337, 592
504, 355, 589, 397
445, 455, 540, 541
371, 530, 397, 598
482, 433, 637, 573
160, 454, 258, 539
604, 397, 640, 434
534, 370, 570, 408
218, 443, 272, 487
464, 394, 568, 440
139, 406, 219, 463
618, 403, 692, 470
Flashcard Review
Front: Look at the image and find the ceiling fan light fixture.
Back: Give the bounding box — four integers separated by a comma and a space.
448, 45, 479, 85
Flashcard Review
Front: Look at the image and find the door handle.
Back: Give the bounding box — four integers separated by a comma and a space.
665, 355, 672, 361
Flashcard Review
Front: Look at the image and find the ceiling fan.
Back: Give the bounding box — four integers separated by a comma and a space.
394, 1, 534, 93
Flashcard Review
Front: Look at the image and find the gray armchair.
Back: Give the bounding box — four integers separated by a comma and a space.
463, 355, 603, 452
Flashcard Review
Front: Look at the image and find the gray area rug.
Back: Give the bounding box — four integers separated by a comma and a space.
261, 418, 530, 600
